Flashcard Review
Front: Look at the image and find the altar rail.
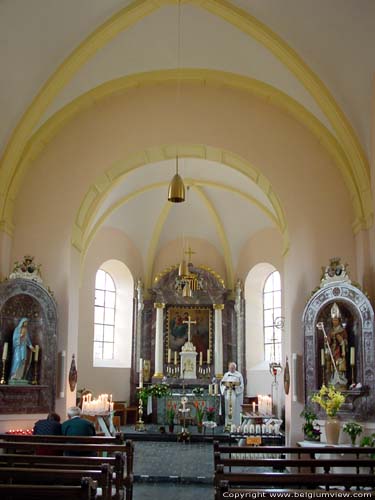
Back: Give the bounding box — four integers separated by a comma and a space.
0, 437, 134, 499
213, 442, 375, 500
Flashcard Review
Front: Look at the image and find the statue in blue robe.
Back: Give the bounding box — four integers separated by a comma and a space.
10, 318, 34, 382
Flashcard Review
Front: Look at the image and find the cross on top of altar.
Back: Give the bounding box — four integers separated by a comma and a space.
185, 246, 195, 262
183, 314, 196, 343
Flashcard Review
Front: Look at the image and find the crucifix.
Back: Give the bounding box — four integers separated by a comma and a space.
184, 246, 195, 263
183, 315, 196, 343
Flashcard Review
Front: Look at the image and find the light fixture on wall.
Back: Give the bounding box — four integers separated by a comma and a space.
168, 156, 185, 203
167, 1, 185, 203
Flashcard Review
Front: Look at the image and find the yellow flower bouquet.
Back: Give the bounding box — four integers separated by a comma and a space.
311, 384, 345, 417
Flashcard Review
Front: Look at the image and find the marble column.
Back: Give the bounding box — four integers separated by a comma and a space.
234, 280, 244, 373
213, 304, 224, 377
153, 302, 165, 378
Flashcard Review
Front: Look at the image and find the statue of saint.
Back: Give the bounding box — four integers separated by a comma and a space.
325, 303, 348, 388
9, 318, 35, 382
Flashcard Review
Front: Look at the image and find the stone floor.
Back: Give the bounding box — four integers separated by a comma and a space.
134, 483, 214, 500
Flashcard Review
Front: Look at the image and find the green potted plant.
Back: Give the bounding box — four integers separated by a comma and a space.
343, 421, 363, 446
166, 402, 177, 432
300, 406, 321, 441
194, 400, 205, 432
205, 406, 215, 422
359, 433, 375, 458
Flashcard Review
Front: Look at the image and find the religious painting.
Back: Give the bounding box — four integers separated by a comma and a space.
166, 306, 212, 357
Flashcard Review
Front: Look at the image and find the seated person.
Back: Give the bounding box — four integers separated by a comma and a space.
33, 412, 62, 455
62, 406, 96, 456
33, 412, 62, 435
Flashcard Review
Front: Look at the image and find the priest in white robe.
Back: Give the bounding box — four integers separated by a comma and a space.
220, 361, 244, 427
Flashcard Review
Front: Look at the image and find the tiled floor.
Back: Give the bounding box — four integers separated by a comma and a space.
134, 483, 214, 500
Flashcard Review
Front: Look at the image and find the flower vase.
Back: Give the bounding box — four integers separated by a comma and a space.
197, 423, 203, 433
325, 418, 340, 444
168, 424, 174, 433
350, 435, 357, 446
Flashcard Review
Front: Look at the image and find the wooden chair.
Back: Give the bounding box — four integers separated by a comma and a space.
113, 402, 126, 425
124, 406, 138, 425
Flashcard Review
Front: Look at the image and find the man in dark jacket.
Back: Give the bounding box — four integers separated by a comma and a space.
33, 412, 62, 435
62, 406, 96, 455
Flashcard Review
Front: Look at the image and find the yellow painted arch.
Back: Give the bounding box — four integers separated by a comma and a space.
73, 145, 290, 280
0, 0, 371, 234
3, 69, 369, 237
82, 177, 278, 288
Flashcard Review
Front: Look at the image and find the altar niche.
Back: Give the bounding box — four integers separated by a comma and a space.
0, 278, 57, 414
303, 281, 375, 419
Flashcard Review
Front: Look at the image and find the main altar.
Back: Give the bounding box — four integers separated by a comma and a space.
130, 250, 246, 425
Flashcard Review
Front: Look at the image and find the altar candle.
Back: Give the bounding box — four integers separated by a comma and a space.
34, 345, 39, 362
214, 383, 218, 395
321, 348, 325, 366
252, 401, 255, 413
350, 347, 355, 366
2, 342, 8, 361
208, 384, 212, 395
207, 349, 211, 364
174, 351, 178, 365
109, 394, 112, 403
168, 349, 171, 364
139, 357, 143, 373
199, 351, 203, 366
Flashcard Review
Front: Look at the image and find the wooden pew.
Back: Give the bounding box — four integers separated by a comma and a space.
0, 476, 97, 499
0, 439, 134, 500
213, 442, 375, 500
0, 433, 124, 444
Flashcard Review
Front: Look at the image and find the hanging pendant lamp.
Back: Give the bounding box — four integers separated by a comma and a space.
168, 156, 185, 203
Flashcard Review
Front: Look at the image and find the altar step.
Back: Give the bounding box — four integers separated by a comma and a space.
135, 474, 212, 484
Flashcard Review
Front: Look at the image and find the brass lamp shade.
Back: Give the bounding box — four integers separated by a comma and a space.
168, 173, 185, 202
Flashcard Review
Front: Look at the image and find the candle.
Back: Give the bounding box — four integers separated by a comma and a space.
208, 384, 212, 395
109, 394, 112, 403
214, 383, 218, 395
321, 348, 325, 367
139, 357, 143, 373
252, 401, 255, 413
350, 347, 355, 366
34, 345, 39, 362
174, 351, 178, 365
207, 349, 211, 364
2, 342, 8, 361
199, 351, 203, 366
168, 349, 171, 364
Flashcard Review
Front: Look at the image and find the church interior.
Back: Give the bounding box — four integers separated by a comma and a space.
0, 0, 375, 498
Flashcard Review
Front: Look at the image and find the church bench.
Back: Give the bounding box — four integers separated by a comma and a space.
0, 476, 97, 499
0, 440, 134, 500
0, 432, 125, 444
0, 464, 111, 499
213, 442, 375, 499
0, 452, 125, 499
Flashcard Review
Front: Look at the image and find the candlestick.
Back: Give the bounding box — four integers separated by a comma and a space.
320, 348, 325, 367
174, 351, 178, 365
2, 342, 8, 361
350, 346, 355, 366
207, 349, 211, 364
168, 349, 171, 364
34, 345, 39, 362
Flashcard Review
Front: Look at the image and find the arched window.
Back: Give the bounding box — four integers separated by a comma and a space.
263, 270, 282, 362
94, 269, 116, 360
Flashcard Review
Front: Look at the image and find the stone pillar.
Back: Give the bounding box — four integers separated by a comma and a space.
213, 304, 224, 378
153, 302, 165, 378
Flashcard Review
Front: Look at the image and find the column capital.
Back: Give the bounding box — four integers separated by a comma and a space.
213, 304, 224, 310
154, 302, 165, 309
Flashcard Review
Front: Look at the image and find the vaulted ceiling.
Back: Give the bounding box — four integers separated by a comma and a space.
1, 0, 373, 281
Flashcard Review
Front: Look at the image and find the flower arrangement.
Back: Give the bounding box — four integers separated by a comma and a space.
311, 384, 345, 418
166, 402, 177, 424
205, 406, 215, 422
192, 387, 204, 396
300, 406, 321, 441
194, 400, 205, 423
138, 383, 171, 403
360, 433, 375, 457
343, 421, 363, 445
